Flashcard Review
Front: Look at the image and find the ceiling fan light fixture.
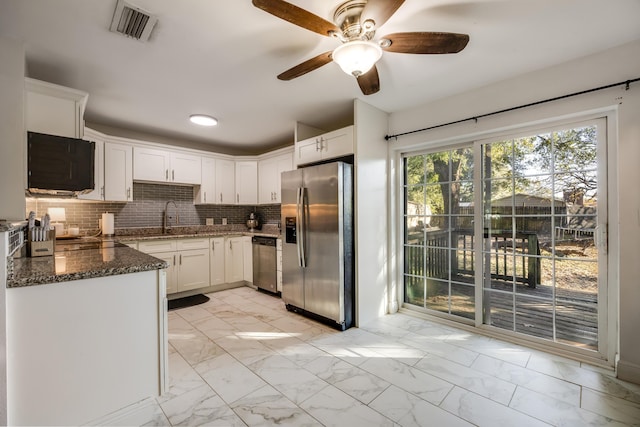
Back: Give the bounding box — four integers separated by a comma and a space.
332, 40, 382, 77
189, 114, 218, 126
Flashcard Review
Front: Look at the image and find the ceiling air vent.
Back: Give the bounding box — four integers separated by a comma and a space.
110, 0, 157, 42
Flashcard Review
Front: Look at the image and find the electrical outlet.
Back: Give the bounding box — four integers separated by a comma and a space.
206, 218, 214, 226
222, 218, 227, 225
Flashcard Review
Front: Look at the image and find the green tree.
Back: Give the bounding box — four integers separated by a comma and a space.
529, 126, 598, 202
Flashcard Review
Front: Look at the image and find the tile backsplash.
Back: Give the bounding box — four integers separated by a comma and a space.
26, 182, 281, 234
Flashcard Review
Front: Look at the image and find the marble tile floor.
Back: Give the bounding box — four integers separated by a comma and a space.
109, 286, 640, 426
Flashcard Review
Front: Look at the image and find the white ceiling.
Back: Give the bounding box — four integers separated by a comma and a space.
2, 0, 640, 153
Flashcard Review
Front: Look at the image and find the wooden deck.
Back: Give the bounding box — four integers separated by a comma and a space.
411, 275, 598, 350
485, 280, 598, 350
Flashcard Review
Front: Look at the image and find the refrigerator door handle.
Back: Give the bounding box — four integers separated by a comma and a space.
296, 187, 306, 268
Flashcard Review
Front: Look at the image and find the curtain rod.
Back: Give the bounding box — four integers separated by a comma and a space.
384, 77, 640, 141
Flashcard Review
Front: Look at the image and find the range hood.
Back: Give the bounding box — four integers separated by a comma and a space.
27, 131, 95, 196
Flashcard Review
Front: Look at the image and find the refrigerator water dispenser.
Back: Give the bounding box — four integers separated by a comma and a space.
285, 217, 297, 244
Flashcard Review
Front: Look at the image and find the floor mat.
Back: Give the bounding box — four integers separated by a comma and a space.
168, 294, 210, 311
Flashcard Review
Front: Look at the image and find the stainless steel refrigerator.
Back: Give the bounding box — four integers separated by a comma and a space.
281, 161, 354, 330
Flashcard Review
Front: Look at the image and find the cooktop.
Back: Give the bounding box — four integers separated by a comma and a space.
54, 237, 124, 252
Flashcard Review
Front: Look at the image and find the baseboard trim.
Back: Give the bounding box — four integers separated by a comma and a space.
167, 281, 248, 300
85, 397, 157, 426
617, 359, 640, 385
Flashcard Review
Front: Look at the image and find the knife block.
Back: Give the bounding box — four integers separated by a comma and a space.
29, 229, 56, 257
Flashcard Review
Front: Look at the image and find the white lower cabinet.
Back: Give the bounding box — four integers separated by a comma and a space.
134, 235, 261, 293
138, 238, 209, 294
209, 237, 225, 288
242, 236, 253, 283
276, 238, 282, 292
225, 236, 244, 283
153, 252, 178, 294
176, 246, 210, 292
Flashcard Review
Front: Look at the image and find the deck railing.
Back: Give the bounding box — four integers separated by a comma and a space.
406, 228, 541, 288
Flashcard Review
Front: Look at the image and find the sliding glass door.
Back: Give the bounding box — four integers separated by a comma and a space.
402, 118, 608, 355
404, 146, 475, 320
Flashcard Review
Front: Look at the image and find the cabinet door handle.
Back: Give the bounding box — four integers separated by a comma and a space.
127, 187, 131, 199
166, 169, 169, 180
179, 254, 182, 265
204, 191, 207, 203
220, 193, 222, 203
172, 254, 176, 265
315, 138, 320, 151
237, 193, 239, 203
172, 169, 175, 181
212, 241, 215, 251
101, 186, 104, 198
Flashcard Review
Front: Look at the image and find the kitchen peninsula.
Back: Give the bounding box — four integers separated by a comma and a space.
6, 238, 168, 426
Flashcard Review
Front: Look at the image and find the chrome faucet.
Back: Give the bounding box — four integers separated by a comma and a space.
164, 201, 179, 233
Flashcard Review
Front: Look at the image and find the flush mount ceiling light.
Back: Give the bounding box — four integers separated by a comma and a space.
332, 40, 382, 77
189, 114, 218, 126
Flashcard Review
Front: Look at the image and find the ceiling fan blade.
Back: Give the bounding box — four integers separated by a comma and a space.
360, 0, 405, 29
356, 65, 380, 95
252, 0, 339, 37
381, 32, 470, 54
277, 51, 333, 81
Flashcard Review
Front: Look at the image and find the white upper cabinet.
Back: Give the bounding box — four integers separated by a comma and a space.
133, 146, 201, 185
295, 125, 354, 166
133, 147, 169, 182
195, 156, 239, 205
258, 151, 293, 204
104, 141, 133, 202
78, 129, 104, 201
195, 156, 216, 204
79, 128, 133, 202
171, 151, 202, 184
25, 78, 88, 138
215, 158, 235, 204
234, 160, 257, 205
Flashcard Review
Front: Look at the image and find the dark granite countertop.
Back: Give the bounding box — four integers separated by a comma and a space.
118, 231, 281, 241
7, 242, 168, 289
6, 225, 282, 289
115, 226, 281, 241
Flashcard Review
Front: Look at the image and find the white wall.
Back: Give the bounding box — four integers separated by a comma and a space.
7, 271, 162, 425
0, 37, 25, 221
354, 99, 390, 326
387, 39, 640, 383
0, 36, 24, 426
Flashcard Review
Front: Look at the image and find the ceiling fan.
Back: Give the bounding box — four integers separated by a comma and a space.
252, 0, 470, 95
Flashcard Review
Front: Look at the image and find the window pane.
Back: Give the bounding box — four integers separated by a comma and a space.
405, 155, 426, 185
451, 283, 475, 319
515, 296, 554, 341
426, 278, 449, 313
403, 146, 475, 320
405, 275, 424, 306
404, 245, 424, 276
483, 289, 513, 330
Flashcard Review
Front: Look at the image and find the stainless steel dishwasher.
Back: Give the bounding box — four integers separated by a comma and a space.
252, 236, 277, 294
